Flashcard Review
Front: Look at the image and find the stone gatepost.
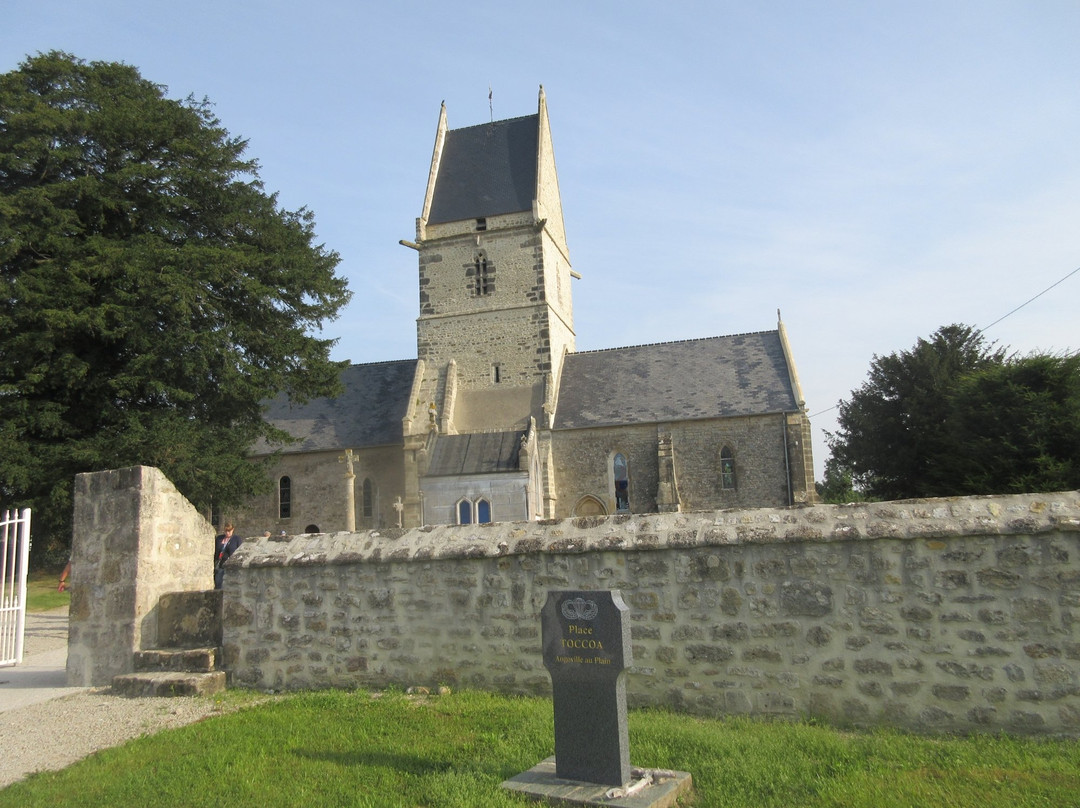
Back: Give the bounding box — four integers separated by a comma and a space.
67, 466, 214, 686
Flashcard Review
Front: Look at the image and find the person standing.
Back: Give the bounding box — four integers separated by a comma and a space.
214, 523, 242, 589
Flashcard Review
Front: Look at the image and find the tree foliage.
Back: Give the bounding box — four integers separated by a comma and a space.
0, 52, 351, 554
815, 456, 866, 504
827, 324, 1079, 501
941, 353, 1080, 495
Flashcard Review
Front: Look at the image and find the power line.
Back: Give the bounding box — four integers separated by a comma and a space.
978, 264, 1080, 335
808, 263, 1078, 422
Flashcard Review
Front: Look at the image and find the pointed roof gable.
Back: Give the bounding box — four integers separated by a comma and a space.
426, 114, 539, 224
553, 332, 799, 430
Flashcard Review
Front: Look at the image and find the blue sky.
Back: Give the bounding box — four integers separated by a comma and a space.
5, 1, 1079, 478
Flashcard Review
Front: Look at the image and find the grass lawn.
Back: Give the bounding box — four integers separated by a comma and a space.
0, 689, 1077, 807
25, 569, 70, 612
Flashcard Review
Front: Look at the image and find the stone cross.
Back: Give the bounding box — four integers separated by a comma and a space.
338, 449, 356, 532
393, 496, 404, 528
541, 590, 632, 787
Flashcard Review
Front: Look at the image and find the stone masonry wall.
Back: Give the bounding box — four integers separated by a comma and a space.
68, 466, 213, 686
550, 414, 800, 517
225, 490, 1080, 736
227, 445, 407, 537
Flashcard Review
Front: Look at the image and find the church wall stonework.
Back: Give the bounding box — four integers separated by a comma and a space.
417, 221, 565, 390
669, 414, 796, 509
228, 445, 407, 536
551, 424, 660, 515
224, 490, 1080, 737
549, 414, 800, 518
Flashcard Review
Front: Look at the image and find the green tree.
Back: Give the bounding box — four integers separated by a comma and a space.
0, 52, 350, 557
826, 324, 1006, 500
815, 456, 866, 504
940, 353, 1080, 494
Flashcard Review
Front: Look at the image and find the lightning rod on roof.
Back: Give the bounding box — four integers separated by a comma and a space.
488, 84, 493, 122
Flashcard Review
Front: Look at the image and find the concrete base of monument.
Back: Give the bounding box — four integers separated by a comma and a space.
500, 757, 693, 808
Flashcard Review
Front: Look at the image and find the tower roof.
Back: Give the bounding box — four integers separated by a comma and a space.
427, 114, 539, 224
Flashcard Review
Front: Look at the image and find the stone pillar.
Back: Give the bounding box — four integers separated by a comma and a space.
656, 429, 681, 513
67, 466, 214, 686
339, 449, 357, 532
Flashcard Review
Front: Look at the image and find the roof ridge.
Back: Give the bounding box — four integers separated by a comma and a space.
448, 113, 537, 135
345, 358, 416, 369
570, 330, 779, 356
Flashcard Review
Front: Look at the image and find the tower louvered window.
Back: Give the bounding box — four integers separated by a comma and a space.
473, 254, 493, 296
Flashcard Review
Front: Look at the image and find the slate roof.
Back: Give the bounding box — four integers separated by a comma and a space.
256, 360, 417, 454
553, 332, 799, 430
427, 115, 538, 224
425, 431, 525, 477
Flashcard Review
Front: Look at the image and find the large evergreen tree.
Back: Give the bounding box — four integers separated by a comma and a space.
941, 353, 1080, 495
0, 52, 350, 556
827, 324, 1079, 500
826, 324, 1006, 500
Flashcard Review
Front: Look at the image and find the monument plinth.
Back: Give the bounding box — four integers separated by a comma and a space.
501, 589, 693, 807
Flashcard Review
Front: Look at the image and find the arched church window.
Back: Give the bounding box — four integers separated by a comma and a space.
476, 498, 492, 524
457, 498, 473, 525
613, 453, 630, 513
720, 447, 736, 490
362, 478, 374, 518
279, 476, 291, 519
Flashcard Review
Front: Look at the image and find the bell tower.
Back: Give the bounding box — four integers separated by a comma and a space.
404, 88, 576, 435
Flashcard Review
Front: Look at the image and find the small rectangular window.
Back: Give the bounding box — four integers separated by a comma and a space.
492, 364, 501, 383
720, 449, 736, 490
475, 218, 487, 231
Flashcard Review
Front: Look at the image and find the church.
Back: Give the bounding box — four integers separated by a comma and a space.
230, 89, 815, 534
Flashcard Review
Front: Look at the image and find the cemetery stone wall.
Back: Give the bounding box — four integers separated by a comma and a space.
224, 490, 1080, 736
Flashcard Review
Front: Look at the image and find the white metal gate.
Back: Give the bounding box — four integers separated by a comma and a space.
0, 508, 32, 667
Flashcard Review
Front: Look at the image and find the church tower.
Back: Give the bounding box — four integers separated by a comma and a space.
405, 87, 576, 435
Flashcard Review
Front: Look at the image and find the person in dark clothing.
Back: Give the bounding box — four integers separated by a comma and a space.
214, 523, 242, 589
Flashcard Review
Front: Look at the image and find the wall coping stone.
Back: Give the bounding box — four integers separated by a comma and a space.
229, 491, 1080, 569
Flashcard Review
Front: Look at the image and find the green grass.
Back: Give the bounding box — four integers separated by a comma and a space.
25, 570, 70, 612
2, 689, 1078, 807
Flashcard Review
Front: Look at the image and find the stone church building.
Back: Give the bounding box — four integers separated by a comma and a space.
230, 89, 815, 535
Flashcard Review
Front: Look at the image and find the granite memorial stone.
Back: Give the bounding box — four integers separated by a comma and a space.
541, 589, 632, 787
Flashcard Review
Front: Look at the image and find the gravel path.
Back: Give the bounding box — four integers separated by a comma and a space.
0, 608, 242, 789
